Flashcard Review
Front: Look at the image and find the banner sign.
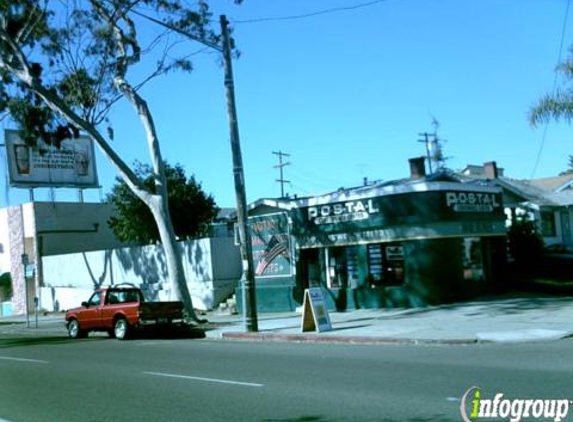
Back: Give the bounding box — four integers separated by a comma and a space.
250, 213, 292, 277
291, 190, 505, 248
4, 130, 99, 188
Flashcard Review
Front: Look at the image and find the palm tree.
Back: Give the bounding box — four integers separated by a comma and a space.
530, 57, 573, 126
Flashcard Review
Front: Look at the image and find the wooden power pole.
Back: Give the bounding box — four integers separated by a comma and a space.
220, 15, 258, 332
132, 11, 259, 332
272, 150, 290, 198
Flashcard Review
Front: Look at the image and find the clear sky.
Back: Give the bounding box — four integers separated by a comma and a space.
2, 0, 573, 208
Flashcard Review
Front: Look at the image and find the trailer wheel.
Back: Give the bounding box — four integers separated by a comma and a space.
114, 317, 130, 340
68, 319, 86, 339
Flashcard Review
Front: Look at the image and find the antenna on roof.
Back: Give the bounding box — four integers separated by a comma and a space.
418, 116, 450, 174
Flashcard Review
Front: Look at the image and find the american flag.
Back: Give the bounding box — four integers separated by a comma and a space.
255, 234, 290, 275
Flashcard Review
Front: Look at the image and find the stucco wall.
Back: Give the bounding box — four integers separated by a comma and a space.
40, 237, 241, 312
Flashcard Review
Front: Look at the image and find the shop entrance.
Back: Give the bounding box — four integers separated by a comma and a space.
298, 248, 320, 290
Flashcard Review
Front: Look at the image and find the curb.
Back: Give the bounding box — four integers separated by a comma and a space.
220, 331, 478, 346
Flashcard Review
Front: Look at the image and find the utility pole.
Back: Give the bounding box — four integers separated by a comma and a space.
418, 132, 434, 174
272, 150, 290, 198
418, 131, 447, 174
220, 15, 258, 332
129, 10, 259, 332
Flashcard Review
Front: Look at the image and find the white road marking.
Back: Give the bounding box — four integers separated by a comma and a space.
0, 356, 48, 364
144, 371, 264, 388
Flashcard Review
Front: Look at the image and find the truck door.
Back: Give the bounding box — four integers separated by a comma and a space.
80, 291, 104, 329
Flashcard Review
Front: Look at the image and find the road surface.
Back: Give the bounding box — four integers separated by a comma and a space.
0, 335, 572, 421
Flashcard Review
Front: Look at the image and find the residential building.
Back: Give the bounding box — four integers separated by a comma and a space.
461, 162, 573, 246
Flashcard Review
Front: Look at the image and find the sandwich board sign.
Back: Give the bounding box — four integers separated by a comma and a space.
301, 287, 332, 333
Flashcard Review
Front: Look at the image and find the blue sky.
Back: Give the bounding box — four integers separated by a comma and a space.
2, 0, 573, 208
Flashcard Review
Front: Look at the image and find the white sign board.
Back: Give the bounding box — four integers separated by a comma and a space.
4, 129, 98, 188
301, 287, 332, 333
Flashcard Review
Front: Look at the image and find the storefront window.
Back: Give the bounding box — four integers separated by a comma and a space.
324, 246, 362, 289
367, 243, 404, 287
367, 244, 383, 285
326, 247, 352, 288
462, 237, 484, 282
385, 245, 405, 284
346, 247, 360, 289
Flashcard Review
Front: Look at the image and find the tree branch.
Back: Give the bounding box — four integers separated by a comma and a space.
14, 1, 47, 46
92, 0, 167, 196
0, 25, 33, 80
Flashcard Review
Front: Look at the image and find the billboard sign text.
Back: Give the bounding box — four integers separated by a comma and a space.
4, 130, 98, 188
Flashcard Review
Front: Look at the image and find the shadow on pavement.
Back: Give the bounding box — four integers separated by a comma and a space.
133, 326, 206, 340
382, 295, 573, 320
0, 336, 76, 348
0, 327, 206, 347
330, 324, 371, 332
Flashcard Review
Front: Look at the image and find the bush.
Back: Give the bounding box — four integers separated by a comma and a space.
507, 217, 544, 273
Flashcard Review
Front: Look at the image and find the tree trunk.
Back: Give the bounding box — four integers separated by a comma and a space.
149, 195, 198, 321
29, 78, 200, 321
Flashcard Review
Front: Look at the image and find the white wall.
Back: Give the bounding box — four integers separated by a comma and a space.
40, 237, 241, 312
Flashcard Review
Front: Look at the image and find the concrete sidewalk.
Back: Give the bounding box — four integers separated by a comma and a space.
205, 294, 573, 345
1, 294, 573, 345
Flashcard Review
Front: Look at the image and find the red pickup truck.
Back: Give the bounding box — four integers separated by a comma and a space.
65, 286, 185, 340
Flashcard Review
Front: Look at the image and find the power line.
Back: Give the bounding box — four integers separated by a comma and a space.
134, 0, 392, 26
231, 0, 392, 24
288, 164, 345, 192
530, 0, 571, 178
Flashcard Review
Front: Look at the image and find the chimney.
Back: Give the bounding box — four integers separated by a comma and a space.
409, 157, 426, 179
484, 161, 498, 179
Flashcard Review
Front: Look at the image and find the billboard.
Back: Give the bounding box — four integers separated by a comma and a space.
4, 129, 99, 188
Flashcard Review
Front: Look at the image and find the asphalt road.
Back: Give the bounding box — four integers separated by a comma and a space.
0, 335, 572, 422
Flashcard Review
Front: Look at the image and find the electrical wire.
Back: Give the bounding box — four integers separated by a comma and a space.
231, 0, 393, 24
530, 0, 571, 178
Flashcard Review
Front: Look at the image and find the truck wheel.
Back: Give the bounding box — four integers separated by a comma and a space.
68, 319, 86, 339
114, 317, 130, 340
